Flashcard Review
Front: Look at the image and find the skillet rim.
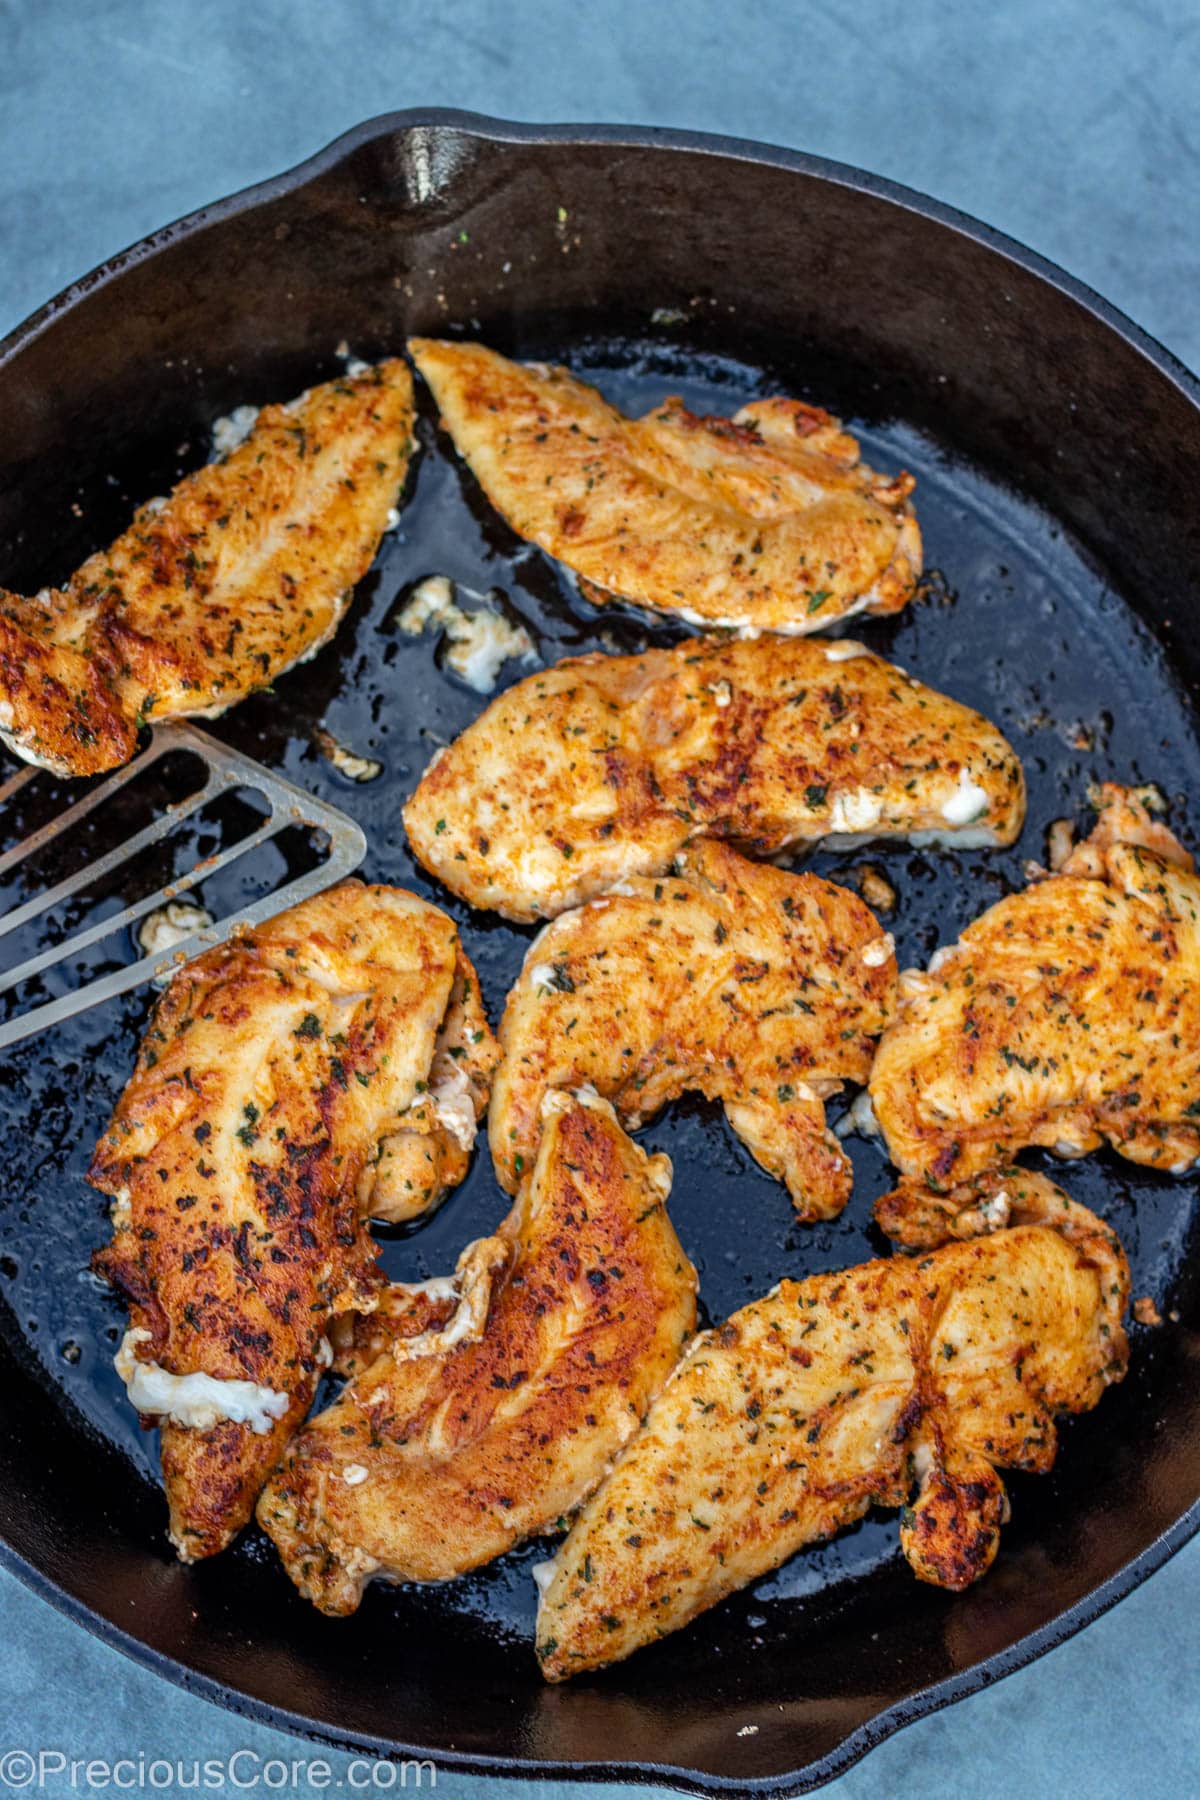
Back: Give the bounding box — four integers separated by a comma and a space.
5, 107, 1198, 406
1, 108, 1198, 1797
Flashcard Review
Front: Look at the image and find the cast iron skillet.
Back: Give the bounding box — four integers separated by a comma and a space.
2, 112, 1200, 1796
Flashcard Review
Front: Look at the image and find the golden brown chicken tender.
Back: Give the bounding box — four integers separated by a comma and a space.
90, 881, 498, 1561
866, 784, 1200, 1186
257, 1092, 698, 1613
404, 634, 1025, 920
535, 1169, 1128, 1680
0, 592, 137, 775
408, 338, 920, 634
489, 838, 896, 1219
0, 360, 414, 776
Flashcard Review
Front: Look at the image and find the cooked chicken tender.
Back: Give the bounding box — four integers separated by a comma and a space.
404, 634, 1025, 920
535, 1170, 1128, 1680
257, 1092, 698, 1613
490, 839, 896, 1219
867, 784, 1200, 1186
366, 951, 498, 1223
0, 592, 138, 775
408, 339, 920, 634
0, 360, 414, 776
90, 881, 498, 1561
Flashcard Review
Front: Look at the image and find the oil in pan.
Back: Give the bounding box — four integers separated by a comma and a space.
1, 335, 1195, 1660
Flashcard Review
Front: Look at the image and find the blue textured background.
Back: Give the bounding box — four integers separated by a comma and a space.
2, 1, 1199, 1794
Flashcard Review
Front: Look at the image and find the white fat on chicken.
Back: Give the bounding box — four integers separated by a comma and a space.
0, 693, 66, 774
334, 344, 372, 379
822, 771, 995, 852
397, 1273, 460, 1303
382, 1236, 510, 1364
823, 640, 873, 663
531, 1558, 558, 1598
942, 769, 991, 827
115, 1328, 289, 1434
828, 788, 885, 835
209, 404, 260, 459
837, 1088, 881, 1140
958, 1189, 1012, 1234
429, 1065, 479, 1152
674, 588, 874, 639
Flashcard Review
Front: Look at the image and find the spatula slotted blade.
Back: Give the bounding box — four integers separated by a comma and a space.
0, 722, 366, 1051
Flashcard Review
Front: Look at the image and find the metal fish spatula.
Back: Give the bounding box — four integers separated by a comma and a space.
0, 722, 367, 1051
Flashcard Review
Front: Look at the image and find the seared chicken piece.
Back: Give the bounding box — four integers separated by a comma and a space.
405, 634, 1025, 921
867, 784, 1200, 1186
257, 1092, 698, 1613
490, 839, 896, 1219
368, 951, 499, 1223
408, 339, 920, 634
535, 1169, 1128, 1680
90, 881, 498, 1560
0, 592, 138, 774
0, 360, 414, 776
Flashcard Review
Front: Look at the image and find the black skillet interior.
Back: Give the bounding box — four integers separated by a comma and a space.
2, 114, 1200, 1796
